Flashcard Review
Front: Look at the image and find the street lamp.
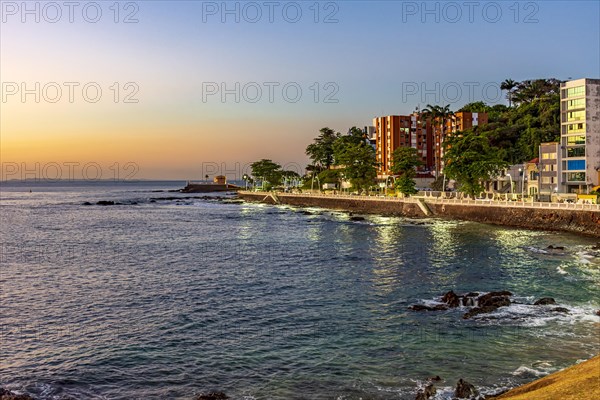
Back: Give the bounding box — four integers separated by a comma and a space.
518, 168, 523, 198
242, 174, 249, 190
506, 173, 513, 199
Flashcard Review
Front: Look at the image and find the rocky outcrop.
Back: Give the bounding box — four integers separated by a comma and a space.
195, 392, 229, 400
0, 388, 35, 400
441, 290, 461, 308
533, 297, 556, 305
454, 379, 478, 398
415, 383, 436, 400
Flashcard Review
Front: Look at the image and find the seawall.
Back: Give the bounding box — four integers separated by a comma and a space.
239, 192, 600, 237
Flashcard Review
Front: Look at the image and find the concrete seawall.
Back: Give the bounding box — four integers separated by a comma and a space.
239, 192, 600, 237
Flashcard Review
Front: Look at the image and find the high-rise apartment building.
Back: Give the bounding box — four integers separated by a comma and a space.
560, 78, 600, 193
374, 111, 488, 178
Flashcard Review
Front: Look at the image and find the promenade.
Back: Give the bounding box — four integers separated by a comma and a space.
238, 191, 600, 236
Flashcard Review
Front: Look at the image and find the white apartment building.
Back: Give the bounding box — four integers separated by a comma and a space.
560, 78, 600, 193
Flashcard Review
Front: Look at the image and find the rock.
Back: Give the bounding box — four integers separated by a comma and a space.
0, 388, 36, 400
464, 292, 480, 297
441, 290, 461, 308
298, 211, 312, 215
534, 297, 556, 305
454, 378, 478, 398
96, 201, 115, 206
415, 383, 436, 400
478, 296, 511, 308
463, 306, 501, 319
547, 245, 565, 250
477, 291, 512, 307
349, 216, 365, 221
551, 307, 569, 313
428, 375, 442, 382
82, 202, 92, 206
195, 392, 229, 400
462, 297, 476, 307
409, 304, 448, 312
596, 310, 600, 316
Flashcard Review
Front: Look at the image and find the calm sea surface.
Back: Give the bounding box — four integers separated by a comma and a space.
1, 181, 599, 399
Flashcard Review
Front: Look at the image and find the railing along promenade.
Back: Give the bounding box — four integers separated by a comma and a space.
239, 190, 600, 212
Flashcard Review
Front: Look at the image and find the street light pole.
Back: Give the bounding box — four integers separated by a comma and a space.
506, 173, 513, 199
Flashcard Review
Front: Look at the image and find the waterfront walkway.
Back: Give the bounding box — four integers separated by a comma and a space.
239, 191, 600, 212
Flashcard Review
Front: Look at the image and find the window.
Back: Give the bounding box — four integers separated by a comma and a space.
567, 135, 586, 145
541, 152, 556, 159
566, 98, 585, 109
567, 172, 585, 182
567, 147, 585, 157
567, 160, 585, 170
566, 86, 585, 98
543, 164, 555, 172
567, 123, 585, 133
567, 110, 585, 121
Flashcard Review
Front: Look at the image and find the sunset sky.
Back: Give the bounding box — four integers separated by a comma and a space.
1, 1, 599, 179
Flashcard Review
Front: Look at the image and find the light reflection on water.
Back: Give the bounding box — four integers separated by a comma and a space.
1, 182, 599, 400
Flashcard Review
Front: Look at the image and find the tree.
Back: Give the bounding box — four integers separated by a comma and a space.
500, 79, 518, 107
250, 159, 282, 187
390, 147, 423, 195
333, 135, 377, 193
422, 104, 454, 177
305, 127, 339, 170
443, 130, 507, 198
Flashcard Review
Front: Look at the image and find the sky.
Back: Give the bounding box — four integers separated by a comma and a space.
1, 0, 599, 180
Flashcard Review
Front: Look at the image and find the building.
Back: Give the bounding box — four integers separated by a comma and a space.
560, 78, 600, 193
373, 114, 432, 177
373, 110, 489, 178
524, 158, 539, 198
538, 142, 560, 199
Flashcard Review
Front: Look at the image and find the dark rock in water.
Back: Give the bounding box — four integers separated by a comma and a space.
96, 201, 115, 206
428, 375, 442, 382
464, 292, 480, 297
551, 307, 569, 313
0, 388, 36, 400
82, 202, 92, 206
478, 296, 511, 308
409, 304, 448, 312
441, 290, 461, 308
349, 216, 365, 221
298, 210, 312, 215
477, 291, 512, 307
596, 310, 600, 316
533, 297, 556, 305
454, 378, 478, 398
415, 383, 436, 400
463, 306, 501, 319
547, 245, 565, 250
195, 392, 229, 400
462, 296, 476, 307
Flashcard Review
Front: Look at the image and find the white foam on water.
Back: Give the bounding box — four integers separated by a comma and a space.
557, 266, 568, 275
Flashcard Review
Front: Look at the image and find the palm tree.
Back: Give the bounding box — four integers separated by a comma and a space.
422, 104, 454, 177
500, 79, 518, 107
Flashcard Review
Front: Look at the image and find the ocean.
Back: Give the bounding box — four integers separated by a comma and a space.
1, 180, 599, 399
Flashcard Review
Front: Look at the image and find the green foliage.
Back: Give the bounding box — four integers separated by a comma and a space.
250, 159, 282, 186
318, 169, 341, 184
390, 147, 422, 195
443, 131, 508, 198
391, 147, 422, 175
394, 175, 418, 195
333, 131, 377, 193
305, 127, 340, 170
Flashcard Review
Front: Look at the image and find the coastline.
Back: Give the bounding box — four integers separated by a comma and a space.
238, 191, 600, 237
488, 355, 600, 400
